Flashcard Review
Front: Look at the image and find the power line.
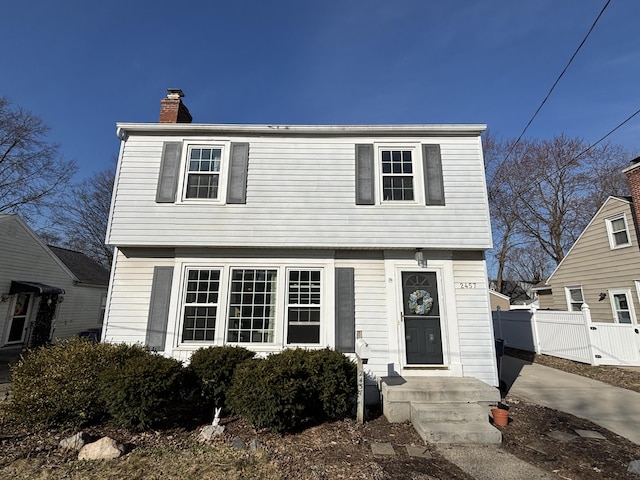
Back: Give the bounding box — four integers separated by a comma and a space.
572, 106, 640, 160
503, 0, 612, 163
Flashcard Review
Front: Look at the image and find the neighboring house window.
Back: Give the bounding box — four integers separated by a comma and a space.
565, 286, 584, 311
286, 270, 321, 344
381, 149, 414, 201
605, 214, 631, 249
181, 269, 221, 341
227, 269, 277, 343
99, 295, 107, 324
609, 289, 635, 324
185, 146, 222, 199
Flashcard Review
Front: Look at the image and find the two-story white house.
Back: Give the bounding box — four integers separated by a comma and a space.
103, 90, 499, 393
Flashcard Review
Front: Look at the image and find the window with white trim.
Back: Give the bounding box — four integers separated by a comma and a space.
605, 214, 631, 249
286, 269, 321, 344
565, 286, 584, 311
185, 146, 222, 199
381, 149, 414, 201
181, 269, 221, 341
609, 289, 635, 324
227, 269, 277, 343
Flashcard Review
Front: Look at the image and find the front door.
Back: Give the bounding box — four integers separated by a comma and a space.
402, 271, 443, 364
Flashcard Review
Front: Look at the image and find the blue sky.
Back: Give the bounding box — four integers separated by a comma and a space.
2, 0, 639, 180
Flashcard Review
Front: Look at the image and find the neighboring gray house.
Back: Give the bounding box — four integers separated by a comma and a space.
102, 90, 499, 389
0, 214, 109, 347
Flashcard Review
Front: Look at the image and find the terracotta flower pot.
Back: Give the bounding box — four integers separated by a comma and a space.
491, 407, 509, 427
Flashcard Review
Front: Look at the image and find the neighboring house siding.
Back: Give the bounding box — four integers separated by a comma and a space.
453, 255, 498, 386
0, 216, 107, 344
108, 135, 491, 250
548, 198, 640, 323
53, 286, 105, 339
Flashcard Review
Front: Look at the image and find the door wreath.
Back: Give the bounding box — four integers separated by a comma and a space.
408, 289, 433, 315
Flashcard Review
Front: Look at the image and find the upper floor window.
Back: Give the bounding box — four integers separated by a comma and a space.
185, 146, 222, 199
381, 149, 414, 201
565, 286, 584, 311
605, 214, 631, 249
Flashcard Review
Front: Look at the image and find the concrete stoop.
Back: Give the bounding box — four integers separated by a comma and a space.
381, 376, 502, 444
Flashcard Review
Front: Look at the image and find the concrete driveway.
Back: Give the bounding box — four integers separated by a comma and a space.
501, 355, 640, 445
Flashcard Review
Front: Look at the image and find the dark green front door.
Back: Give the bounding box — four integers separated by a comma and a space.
402, 272, 443, 364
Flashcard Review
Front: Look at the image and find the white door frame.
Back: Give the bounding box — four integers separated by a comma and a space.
4, 292, 34, 345
385, 254, 462, 377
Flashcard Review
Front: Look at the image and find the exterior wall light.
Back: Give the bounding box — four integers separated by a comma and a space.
414, 249, 427, 268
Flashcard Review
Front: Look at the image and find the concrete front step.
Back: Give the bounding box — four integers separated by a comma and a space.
414, 420, 502, 444
381, 376, 502, 444
382, 376, 500, 423
411, 402, 490, 423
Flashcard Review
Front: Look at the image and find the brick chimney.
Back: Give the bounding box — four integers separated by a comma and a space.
159, 88, 192, 123
623, 157, 640, 223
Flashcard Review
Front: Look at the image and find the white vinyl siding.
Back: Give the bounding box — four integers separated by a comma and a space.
108, 135, 491, 250
452, 256, 498, 387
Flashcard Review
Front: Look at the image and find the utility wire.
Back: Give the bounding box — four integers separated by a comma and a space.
572, 106, 640, 160
503, 0, 612, 163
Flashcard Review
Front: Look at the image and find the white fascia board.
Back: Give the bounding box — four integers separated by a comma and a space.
116, 123, 487, 139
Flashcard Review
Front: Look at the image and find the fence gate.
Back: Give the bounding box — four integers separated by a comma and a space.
589, 323, 640, 366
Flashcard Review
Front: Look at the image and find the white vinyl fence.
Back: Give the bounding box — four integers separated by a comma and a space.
492, 305, 640, 366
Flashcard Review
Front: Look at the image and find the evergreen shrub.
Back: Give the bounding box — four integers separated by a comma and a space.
188, 345, 255, 412
9, 337, 147, 428
98, 353, 186, 430
227, 348, 356, 433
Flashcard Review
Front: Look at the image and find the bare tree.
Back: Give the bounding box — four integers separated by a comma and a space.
485, 133, 630, 289
0, 97, 76, 222
58, 164, 115, 269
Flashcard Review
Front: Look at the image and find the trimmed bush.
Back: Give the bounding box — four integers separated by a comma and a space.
227, 350, 312, 433
188, 346, 255, 412
10, 337, 148, 428
307, 348, 357, 420
98, 353, 186, 430
227, 348, 356, 433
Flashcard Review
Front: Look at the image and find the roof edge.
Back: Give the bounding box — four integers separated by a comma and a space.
116, 123, 487, 139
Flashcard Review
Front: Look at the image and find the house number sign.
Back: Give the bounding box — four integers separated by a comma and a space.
459, 282, 477, 289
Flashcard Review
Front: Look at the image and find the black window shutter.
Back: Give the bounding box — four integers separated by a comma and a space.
156, 142, 182, 203
227, 142, 250, 204
355, 144, 375, 205
335, 267, 355, 353
422, 144, 445, 206
146, 266, 174, 351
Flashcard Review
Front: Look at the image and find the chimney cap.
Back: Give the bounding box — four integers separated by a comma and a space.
631, 156, 640, 165
166, 88, 185, 99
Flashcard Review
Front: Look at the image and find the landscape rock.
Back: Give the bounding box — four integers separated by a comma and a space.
60, 432, 91, 451
628, 460, 640, 475
249, 439, 262, 451
231, 437, 245, 450
198, 424, 225, 442
78, 436, 124, 460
